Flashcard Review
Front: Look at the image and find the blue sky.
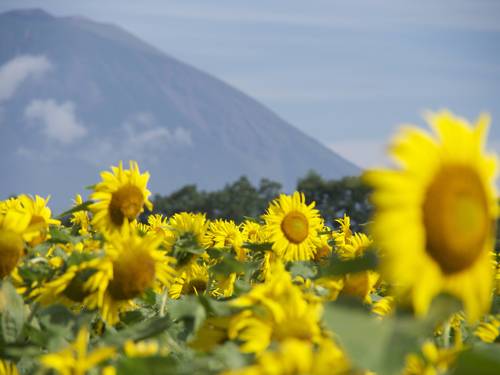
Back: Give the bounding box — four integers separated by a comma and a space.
2, 0, 499, 167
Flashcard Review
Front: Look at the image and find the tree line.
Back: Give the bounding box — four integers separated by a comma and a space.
150, 171, 373, 230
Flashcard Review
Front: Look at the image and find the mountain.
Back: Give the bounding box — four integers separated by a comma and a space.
0, 8, 359, 212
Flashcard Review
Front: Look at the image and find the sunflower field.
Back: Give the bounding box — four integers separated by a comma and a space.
0, 111, 499, 375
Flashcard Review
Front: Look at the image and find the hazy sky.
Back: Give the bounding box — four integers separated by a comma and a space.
2, 0, 499, 168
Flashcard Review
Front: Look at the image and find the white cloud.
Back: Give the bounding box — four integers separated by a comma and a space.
123, 112, 192, 148
24, 99, 87, 144
81, 112, 192, 165
0, 55, 52, 102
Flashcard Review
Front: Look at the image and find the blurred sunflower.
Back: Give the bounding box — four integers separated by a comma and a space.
229, 263, 322, 353
84, 225, 176, 325
0, 208, 32, 278
0, 360, 19, 375
222, 338, 350, 375
474, 316, 500, 343
263, 192, 323, 261
18, 194, 60, 246
70, 194, 90, 235
365, 111, 498, 320
40, 326, 115, 375
31, 258, 101, 306
90, 161, 152, 233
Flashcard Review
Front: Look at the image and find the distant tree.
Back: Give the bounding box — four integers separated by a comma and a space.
150, 176, 283, 222
297, 170, 372, 230
150, 171, 372, 227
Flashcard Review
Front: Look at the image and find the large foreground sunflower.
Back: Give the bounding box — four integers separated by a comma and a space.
90, 161, 152, 233
365, 111, 498, 320
263, 192, 323, 261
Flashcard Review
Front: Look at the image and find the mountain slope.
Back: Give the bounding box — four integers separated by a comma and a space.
0, 9, 359, 211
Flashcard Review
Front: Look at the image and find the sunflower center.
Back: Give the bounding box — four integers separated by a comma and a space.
0, 229, 24, 278
423, 165, 490, 274
108, 250, 156, 300
109, 185, 145, 226
185, 278, 208, 295
63, 269, 96, 302
281, 211, 309, 244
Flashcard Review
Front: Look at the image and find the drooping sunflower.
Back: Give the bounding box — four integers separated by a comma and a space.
83, 225, 176, 325
263, 192, 323, 261
90, 161, 152, 233
18, 194, 60, 246
0, 208, 32, 278
70, 194, 90, 235
365, 111, 498, 320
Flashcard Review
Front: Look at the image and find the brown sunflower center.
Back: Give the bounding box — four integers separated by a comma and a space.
108, 250, 156, 300
109, 185, 145, 226
63, 269, 96, 302
185, 278, 208, 295
0, 229, 24, 278
423, 165, 490, 274
281, 211, 309, 244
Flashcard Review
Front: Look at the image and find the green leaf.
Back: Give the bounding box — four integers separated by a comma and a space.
241, 242, 272, 252
48, 226, 75, 244
56, 200, 92, 219
210, 255, 246, 275
317, 251, 378, 277
167, 297, 206, 341
0, 280, 25, 343
323, 295, 463, 375
102, 316, 172, 347
452, 345, 500, 375
288, 262, 316, 279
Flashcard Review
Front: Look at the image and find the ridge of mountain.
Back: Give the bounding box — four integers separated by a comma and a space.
0, 8, 360, 211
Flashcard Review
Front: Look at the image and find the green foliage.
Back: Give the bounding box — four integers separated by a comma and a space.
151, 172, 372, 226
297, 170, 372, 229
151, 177, 282, 222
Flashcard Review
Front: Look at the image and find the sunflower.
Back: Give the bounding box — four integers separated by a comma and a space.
169, 262, 209, 299
83, 225, 176, 325
204, 219, 246, 261
222, 338, 351, 375
0, 208, 32, 278
365, 111, 498, 320
90, 161, 152, 233
0, 360, 20, 375
229, 263, 322, 353
241, 220, 269, 244
18, 194, 60, 246
70, 194, 90, 235
263, 192, 323, 261
166, 212, 208, 251
40, 326, 115, 375
474, 316, 500, 343
30, 258, 102, 306
402, 340, 461, 375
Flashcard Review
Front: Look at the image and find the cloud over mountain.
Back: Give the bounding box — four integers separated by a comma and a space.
0, 55, 52, 102
24, 99, 87, 143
